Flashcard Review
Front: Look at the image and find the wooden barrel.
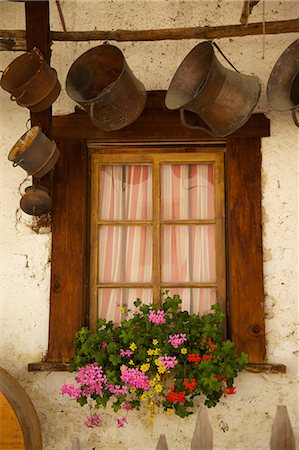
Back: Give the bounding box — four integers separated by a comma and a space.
0, 367, 42, 450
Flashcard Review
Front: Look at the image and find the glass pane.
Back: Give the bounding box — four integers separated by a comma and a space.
161, 164, 214, 220
98, 288, 152, 323
98, 226, 152, 282
163, 288, 216, 316
161, 225, 216, 282
99, 165, 152, 220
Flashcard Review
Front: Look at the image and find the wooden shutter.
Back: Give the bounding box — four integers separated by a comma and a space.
226, 137, 265, 363
46, 139, 88, 362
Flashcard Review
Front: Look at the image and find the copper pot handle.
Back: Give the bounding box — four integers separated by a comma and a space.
292, 110, 299, 127
10, 91, 26, 102
12, 158, 23, 167
180, 109, 214, 136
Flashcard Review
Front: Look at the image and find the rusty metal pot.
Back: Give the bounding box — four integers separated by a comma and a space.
20, 185, 52, 216
0, 47, 61, 112
65, 44, 146, 131
165, 41, 261, 138
267, 39, 299, 126
8, 126, 60, 178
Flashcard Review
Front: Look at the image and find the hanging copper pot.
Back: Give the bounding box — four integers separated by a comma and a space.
20, 185, 52, 216
267, 39, 299, 126
65, 44, 146, 131
8, 126, 60, 178
165, 41, 261, 138
0, 47, 61, 112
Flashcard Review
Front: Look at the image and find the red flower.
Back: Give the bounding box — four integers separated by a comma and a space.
188, 353, 201, 364
202, 354, 212, 360
184, 378, 197, 391
226, 386, 236, 395
166, 390, 186, 403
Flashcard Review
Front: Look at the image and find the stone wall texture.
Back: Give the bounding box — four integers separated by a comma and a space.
0, 1, 298, 449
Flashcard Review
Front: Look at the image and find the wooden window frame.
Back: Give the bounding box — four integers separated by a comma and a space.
28, 91, 278, 371
89, 149, 226, 325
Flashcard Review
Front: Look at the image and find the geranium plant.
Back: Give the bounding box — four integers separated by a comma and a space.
61, 293, 248, 428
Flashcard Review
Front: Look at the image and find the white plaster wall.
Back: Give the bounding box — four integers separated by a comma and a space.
0, 1, 298, 449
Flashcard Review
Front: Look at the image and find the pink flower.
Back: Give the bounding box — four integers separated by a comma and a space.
120, 349, 133, 357
107, 384, 128, 397
148, 309, 166, 325
120, 367, 150, 390
85, 414, 102, 428
116, 416, 128, 428
168, 333, 186, 348
101, 341, 108, 349
123, 402, 133, 410
60, 383, 82, 399
158, 355, 177, 370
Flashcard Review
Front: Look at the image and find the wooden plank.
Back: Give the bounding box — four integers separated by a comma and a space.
25, 1, 52, 135
52, 92, 270, 141
0, 368, 42, 450
270, 406, 296, 450
191, 407, 213, 450
1, 18, 299, 51
156, 434, 169, 450
0, 391, 25, 450
226, 137, 265, 363
46, 139, 88, 362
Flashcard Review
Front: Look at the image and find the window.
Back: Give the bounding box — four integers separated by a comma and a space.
89, 150, 225, 326
40, 93, 268, 367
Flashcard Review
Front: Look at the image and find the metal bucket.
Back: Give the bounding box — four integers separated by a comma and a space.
165, 41, 261, 138
20, 185, 52, 216
8, 126, 60, 178
65, 44, 146, 131
267, 39, 299, 126
0, 47, 61, 112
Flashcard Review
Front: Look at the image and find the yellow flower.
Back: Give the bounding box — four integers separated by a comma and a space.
141, 363, 150, 372
154, 348, 161, 355
147, 349, 155, 356
149, 379, 156, 387
158, 365, 166, 374
147, 391, 154, 398
129, 342, 137, 351
154, 384, 163, 393
130, 388, 136, 393
181, 347, 187, 354
129, 359, 134, 365
155, 374, 161, 381
120, 307, 125, 314
140, 394, 147, 401
120, 364, 127, 372
166, 408, 173, 415
152, 339, 159, 345
150, 413, 156, 420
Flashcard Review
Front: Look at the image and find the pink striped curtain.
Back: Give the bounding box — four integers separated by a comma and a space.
97, 163, 216, 321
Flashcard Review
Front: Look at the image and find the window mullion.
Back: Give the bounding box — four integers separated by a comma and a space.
152, 159, 161, 305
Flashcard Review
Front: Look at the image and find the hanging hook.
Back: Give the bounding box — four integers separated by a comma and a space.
26, 118, 31, 130
212, 41, 240, 73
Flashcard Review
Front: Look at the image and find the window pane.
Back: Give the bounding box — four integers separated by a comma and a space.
99, 165, 152, 220
161, 225, 216, 282
98, 226, 152, 282
97, 288, 152, 323
163, 288, 216, 316
161, 164, 214, 220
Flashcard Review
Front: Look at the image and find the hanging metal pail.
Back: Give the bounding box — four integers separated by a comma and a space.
65, 44, 147, 131
20, 185, 52, 216
165, 41, 261, 138
267, 39, 299, 126
8, 126, 60, 178
0, 47, 61, 112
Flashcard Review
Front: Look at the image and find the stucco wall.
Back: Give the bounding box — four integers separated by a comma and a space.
0, 1, 298, 449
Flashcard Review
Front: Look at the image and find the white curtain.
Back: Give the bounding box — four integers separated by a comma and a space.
97, 163, 216, 321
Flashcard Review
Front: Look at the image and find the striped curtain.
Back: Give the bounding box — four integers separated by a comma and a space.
97, 163, 215, 321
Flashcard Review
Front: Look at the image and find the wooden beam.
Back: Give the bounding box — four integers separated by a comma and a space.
25, 1, 52, 136
1, 18, 298, 51
51, 91, 270, 141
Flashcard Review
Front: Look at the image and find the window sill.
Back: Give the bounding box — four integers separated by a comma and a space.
28, 362, 286, 374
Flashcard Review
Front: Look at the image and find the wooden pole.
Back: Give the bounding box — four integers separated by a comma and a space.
1, 18, 298, 51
